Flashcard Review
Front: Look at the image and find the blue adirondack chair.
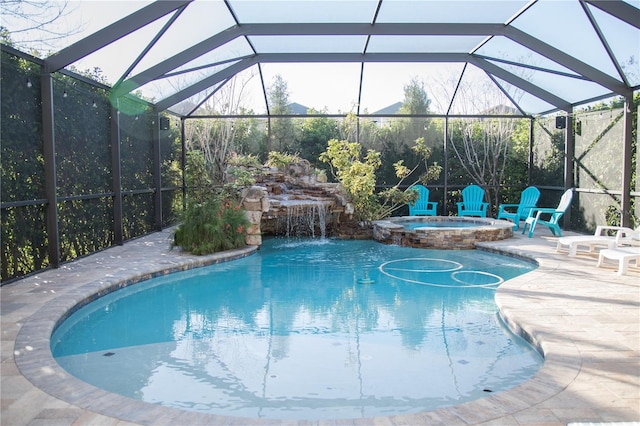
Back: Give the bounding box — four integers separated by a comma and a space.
522, 189, 573, 237
457, 185, 489, 217
497, 186, 541, 230
408, 184, 437, 216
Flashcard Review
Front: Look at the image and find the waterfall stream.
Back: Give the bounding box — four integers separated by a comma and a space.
278, 200, 331, 238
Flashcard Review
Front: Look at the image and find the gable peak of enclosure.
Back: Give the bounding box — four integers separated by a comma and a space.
9, 0, 639, 118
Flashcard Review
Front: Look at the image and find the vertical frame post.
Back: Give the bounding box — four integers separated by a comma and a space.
443, 116, 449, 216
563, 112, 575, 230
41, 65, 60, 267
528, 117, 534, 186
181, 117, 187, 210
153, 112, 162, 231
111, 105, 123, 244
621, 94, 634, 227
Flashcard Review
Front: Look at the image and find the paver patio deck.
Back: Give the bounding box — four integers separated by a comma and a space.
1, 227, 638, 425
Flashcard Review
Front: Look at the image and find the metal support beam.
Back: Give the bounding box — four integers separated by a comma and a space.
621, 94, 634, 227
267, 116, 272, 153
356, 62, 365, 116
41, 66, 60, 267
241, 22, 508, 36
153, 113, 163, 231
254, 52, 471, 64
585, 0, 640, 30
470, 57, 572, 111
581, 0, 631, 87
443, 117, 449, 216
154, 51, 577, 113
504, 27, 630, 97
528, 118, 534, 186
111, 26, 245, 98
47, 1, 192, 72
181, 118, 187, 210
112, 22, 510, 100
111, 106, 123, 245
154, 57, 258, 111
564, 113, 575, 230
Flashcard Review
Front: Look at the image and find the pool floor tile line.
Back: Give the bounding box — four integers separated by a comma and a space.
1, 228, 639, 425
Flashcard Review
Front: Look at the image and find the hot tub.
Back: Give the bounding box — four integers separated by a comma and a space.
373, 216, 514, 249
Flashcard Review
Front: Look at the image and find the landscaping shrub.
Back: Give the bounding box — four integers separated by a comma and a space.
173, 197, 249, 255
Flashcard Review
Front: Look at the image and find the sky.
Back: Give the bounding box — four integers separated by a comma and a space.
2, 0, 637, 116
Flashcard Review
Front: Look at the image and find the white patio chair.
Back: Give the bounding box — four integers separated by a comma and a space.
556, 225, 640, 257
596, 246, 640, 275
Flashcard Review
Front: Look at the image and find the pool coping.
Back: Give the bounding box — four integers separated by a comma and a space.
4, 228, 639, 425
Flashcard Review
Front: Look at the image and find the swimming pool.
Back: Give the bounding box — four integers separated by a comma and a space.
51, 238, 541, 420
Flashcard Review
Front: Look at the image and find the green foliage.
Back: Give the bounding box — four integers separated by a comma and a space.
160, 116, 184, 226
338, 113, 359, 142
225, 167, 257, 193
295, 113, 340, 170
1, 52, 49, 280
319, 138, 441, 222
185, 150, 216, 203
372, 115, 445, 186
180, 148, 257, 257
173, 197, 249, 255
498, 119, 530, 203
227, 148, 262, 168
267, 75, 295, 151
266, 151, 302, 170
320, 139, 380, 221
233, 115, 265, 158
413, 138, 443, 184
376, 137, 442, 218
1, 51, 182, 281
225, 153, 261, 193
398, 77, 431, 115
0, 28, 11, 45
2, 54, 635, 279
531, 118, 566, 188
227, 152, 262, 168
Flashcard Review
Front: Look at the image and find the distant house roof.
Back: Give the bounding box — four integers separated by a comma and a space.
289, 102, 309, 114
373, 102, 403, 115
479, 105, 522, 115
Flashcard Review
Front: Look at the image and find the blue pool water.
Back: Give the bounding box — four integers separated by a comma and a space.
51, 238, 541, 420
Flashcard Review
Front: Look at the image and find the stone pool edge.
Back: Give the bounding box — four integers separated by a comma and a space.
13, 239, 579, 426
14, 245, 260, 425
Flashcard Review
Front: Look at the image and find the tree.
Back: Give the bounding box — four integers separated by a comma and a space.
398, 77, 432, 148
320, 138, 441, 222
267, 75, 295, 152
372, 78, 436, 186
435, 71, 530, 214
338, 112, 359, 142
355, 116, 383, 151
1, 0, 79, 49
399, 77, 431, 115
184, 73, 256, 184
449, 116, 530, 214
296, 111, 340, 170
500, 119, 533, 202
320, 139, 381, 222
232, 111, 265, 159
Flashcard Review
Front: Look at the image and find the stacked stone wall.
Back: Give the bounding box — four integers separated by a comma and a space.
240, 166, 353, 246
